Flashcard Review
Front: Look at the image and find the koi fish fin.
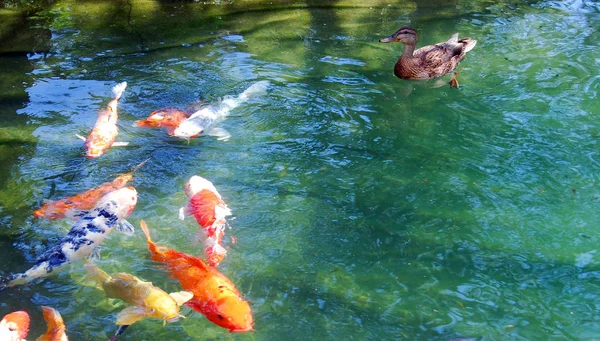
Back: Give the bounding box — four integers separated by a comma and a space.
75, 134, 86, 142
109, 325, 130, 341
169, 291, 194, 306
84, 262, 111, 284
112, 142, 129, 147
115, 306, 146, 326
116, 220, 135, 236
87, 247, 102, 263
112, 82, 127, 100
38, 306, 67, 341
140, 220, 152, 242
178, 206, 189, 220
131, 158, 150, 172
239, 80, 270, 100
207, 127, 231, 141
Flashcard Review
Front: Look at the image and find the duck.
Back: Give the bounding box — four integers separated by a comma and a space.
379, 26, 477, 88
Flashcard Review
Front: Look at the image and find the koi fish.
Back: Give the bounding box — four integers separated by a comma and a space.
0, 187, 138, 289
0, 311, 29, 341
179, 175, 231, 267
85, 263, 193, 326
134, 108, 190, 136
37, 306, 68, 341
33, 160, 146, 220
173, 80, 270, 140
77, 82, 128, 158
140, 220, 253, 332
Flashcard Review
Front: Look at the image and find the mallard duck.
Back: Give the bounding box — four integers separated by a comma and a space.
379, 26, 477, 88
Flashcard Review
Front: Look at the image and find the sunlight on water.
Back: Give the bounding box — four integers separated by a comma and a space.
1, 0, 600, 340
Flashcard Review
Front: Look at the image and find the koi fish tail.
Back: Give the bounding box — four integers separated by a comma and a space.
0, 273, 27, 290
85, 262, 111, 284
112, 82, 127, 101
0, 261, 55, 290
38, 306, 67, 341
139, 220, 158, 252
130, 158, 150, 173
239, 80, 270, 101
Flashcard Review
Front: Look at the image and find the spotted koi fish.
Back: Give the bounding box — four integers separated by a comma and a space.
33, 160, 146, 221
179, 176, 231, 267
77, 82, 128, 158
0, 187, 138, 290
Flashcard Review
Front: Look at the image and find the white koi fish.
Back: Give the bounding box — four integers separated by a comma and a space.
0, 187, 138, 289
173, 80, 270, 140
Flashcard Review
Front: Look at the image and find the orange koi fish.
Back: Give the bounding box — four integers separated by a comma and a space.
179, 176, 232, 267
0, 311, 29, 341
85, 263, 192, 326
37, 306, 68, 341
33, 160, 147, 220
77, 82, 128, 158
140, 220, 253, 332
134, 108, 190, 136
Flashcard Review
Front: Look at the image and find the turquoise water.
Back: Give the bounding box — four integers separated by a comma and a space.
1, 0, 600, 340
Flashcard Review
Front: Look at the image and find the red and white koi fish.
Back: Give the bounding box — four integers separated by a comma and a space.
179, 176, 231, 267
77, 82, 128, 158
0, 311, 29, 341
134, 108, 190, 136
33, 160, 146, 220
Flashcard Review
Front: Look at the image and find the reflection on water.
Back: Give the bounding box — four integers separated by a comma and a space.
1, 0, 600, 340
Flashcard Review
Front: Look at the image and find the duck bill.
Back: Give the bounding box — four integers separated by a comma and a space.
379, 35, 396, 43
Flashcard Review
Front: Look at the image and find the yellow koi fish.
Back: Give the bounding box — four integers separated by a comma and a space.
85, 263, 193, 326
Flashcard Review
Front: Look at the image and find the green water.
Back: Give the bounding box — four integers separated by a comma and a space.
1, 0, 600, 340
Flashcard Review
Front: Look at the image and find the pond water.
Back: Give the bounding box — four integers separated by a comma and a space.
1, 0, 600, 340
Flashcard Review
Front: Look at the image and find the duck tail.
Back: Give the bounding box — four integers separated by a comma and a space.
447, 33, 459, 43
461, 38, 477, 53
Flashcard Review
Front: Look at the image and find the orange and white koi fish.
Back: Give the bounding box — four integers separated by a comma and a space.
33, 160, 146, 220
173, 81, 270, 140
85, 263, 193, 326
179, 176, 232, 267
37, 306, 68, 341
0, 311, 29, 341
140, 221, 253, 332
0, 187, 138, 289
134, 108, 190, 136
77, 82, 128, 158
